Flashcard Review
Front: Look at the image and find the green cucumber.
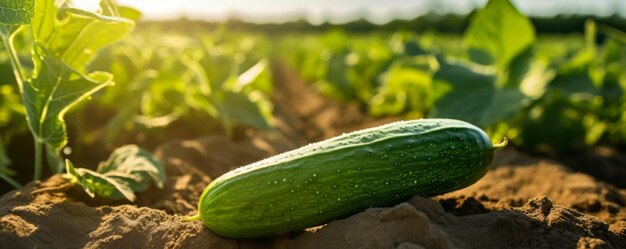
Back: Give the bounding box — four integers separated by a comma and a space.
187, 118, 506, 238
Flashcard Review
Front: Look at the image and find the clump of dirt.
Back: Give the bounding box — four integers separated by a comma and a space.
288, 196, 625, 249
0, 176, 237, 249
2, 164, 624, 249
441, 148, 626, 227
564, 147, 626, 189
1, 62, 625, 248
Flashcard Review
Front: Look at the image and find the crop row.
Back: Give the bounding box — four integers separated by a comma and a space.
279, 0, 626, 155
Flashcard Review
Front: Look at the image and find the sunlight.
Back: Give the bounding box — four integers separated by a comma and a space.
71, 0, 100, 12
70, 0, 626, 22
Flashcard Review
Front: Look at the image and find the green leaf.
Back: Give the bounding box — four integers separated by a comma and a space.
25, 0, 134, 173
23, 55, 113, 171
65, 145, 164, 201
219, 90, 274, 131
515, 93, 590, 154
117, 6, 142, 21
0, 24, 8, 37
549, 72, 597, 95
464, 0, 535, 70
431, 58, 526, 127
46, 8, 134, 70
96, 145, 165, 191
32, 0, 57, 43
547, 24, 598, 96
233, 60, 272, 94
32, 1, 134, 70
0, 0, 35, 25
66, 159, 136, 200
181, 53, 274, 134
369, 63, 433, 117
323, 52, 354, 101
99, 0, 120, 17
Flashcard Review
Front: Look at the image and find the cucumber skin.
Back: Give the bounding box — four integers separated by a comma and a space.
198, 119, 495, 238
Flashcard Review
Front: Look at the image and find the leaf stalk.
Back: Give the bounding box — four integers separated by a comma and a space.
33, 138, 43, 180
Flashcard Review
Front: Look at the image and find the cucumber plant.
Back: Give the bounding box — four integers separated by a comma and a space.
187, 119, 506, 238
84, 30, 275, 145
0, 0, 165, 199
64, 145, 165, 201
32, 144, 165, 202
0, 0, 133, 180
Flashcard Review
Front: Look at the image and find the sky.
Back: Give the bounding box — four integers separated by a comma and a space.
73, 0, 626, 23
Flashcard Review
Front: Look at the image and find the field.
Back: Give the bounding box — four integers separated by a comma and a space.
1, 0, 625, 248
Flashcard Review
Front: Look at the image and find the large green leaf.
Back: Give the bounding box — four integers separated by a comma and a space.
24, 0, 135, 172
23, 55, 113, 171
431, 58, 526, 127
66, 145, 164, 201
464, 0, 535, 70
46, 8, 134, 70
32, 0, 56, 43
0, 0, 35, 25
31, 1, 134, 71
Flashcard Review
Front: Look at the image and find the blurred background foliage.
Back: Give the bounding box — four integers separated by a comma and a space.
0, 0, 625, 188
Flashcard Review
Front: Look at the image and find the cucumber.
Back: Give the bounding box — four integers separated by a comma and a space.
187, 118, 506, 238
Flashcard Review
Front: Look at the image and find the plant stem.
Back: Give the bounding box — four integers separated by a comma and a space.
30, 182, 72, 195
0, 26, 26, 93
2, 25, 39, 181
2, 26, 42, 180
184, 213, 201, 221
33, 138, 43, 181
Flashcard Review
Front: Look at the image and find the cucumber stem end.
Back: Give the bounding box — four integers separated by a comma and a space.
493, 137, 508, 151
184, 213, 201, 222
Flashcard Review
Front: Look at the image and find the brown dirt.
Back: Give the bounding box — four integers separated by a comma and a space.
289, 196, 625, 249
440, 148, 626, 227
0, 176, 237, 249
1, 62, 625, 248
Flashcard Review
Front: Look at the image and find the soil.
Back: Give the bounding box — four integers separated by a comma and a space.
1, 62, 625, 248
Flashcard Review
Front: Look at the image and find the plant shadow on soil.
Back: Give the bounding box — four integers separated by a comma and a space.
0, 62, 625, 248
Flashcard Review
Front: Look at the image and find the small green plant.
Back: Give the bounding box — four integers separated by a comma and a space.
0, 0, 165, 199
0, 0, 134, 180
83, 30, 275, 145
65, 145, 165, 201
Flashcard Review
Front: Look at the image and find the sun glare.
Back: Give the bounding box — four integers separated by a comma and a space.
69, 0, 626, 23
71, 0, 100, 12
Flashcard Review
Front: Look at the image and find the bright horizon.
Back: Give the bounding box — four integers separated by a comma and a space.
73, 0, 626, 23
